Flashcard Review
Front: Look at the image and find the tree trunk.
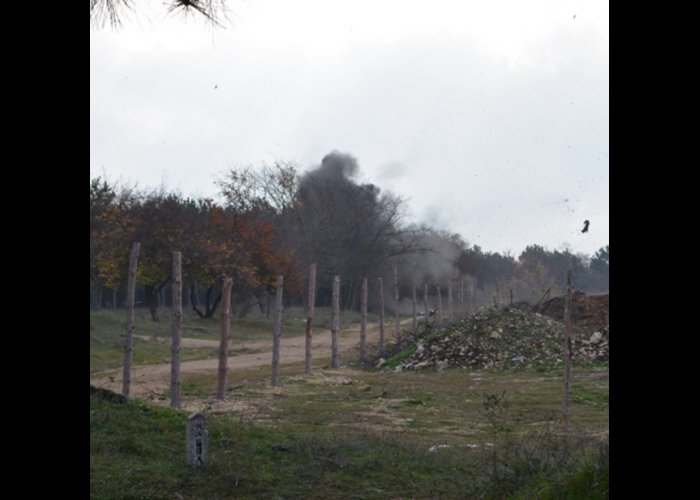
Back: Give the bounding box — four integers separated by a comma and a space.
91, 283, 104, 311
331, 275, 341, 368
378, 277, 385, 357
112, 289, 117, 310
562, 269, 573, 433
271, 276, 284, 387
190, 284, 204, 318
183, 283, 190, 309
170, 252, 183, 409
145, 284, 159, 322
217, 277, 233, 400
122, 242, 140, 398
305, 263, 317, 374
459, 278, 465, 318
360, 277, 368, 366
198, 284, 223, 319
436, 286, 443, 326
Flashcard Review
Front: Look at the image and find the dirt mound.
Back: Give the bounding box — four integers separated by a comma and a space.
533, 291, 609, 334
393, 307, 608, 372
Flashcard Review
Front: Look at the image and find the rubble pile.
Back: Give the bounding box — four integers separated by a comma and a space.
392, 307, 608, 372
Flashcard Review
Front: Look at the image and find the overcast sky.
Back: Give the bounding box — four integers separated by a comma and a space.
90, 0, 609, 258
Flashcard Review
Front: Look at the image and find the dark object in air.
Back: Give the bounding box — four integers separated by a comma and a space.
581, 220, 590, 233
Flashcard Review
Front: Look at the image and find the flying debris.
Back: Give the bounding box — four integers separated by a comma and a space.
581, 220, 590, 233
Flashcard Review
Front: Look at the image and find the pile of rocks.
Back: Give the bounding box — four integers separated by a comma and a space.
392, 307, 608, 372
576, 325, 609, 362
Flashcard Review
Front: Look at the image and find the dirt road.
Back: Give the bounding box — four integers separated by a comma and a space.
90, 321, 401, 401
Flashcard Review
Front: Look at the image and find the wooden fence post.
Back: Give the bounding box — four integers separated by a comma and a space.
424, 282, 429, 318
378, 277, 385, 357
217, 276, 233, 400
171, 251, 183, 408
412, 282, 417, 331
447, 280, 454, 323
393, 266, 400, 340
122, 242, 140, 398
272, 275, 283, 387
562, 269, 573, 433
305, 264, 317, 374
331, 275, 341, 368
360, 277, 368, 366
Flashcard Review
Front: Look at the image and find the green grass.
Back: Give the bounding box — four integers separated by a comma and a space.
90, 386, 607, 499
91, 384, 608, 499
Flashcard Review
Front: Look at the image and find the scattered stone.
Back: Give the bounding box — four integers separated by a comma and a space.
428, 444, 450, 453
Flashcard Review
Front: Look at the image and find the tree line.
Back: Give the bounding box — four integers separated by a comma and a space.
90, 152, 609, 321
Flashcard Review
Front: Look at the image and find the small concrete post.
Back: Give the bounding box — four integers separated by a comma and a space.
186, 413, 208, 466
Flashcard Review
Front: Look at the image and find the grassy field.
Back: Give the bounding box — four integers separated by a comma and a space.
90, 307, 608, 498
91, 383, 608, 499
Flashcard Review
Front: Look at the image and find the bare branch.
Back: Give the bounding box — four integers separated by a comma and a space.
90, 0, 230, 29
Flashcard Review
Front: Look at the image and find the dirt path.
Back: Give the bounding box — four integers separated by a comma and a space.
91, 321, 408, 401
